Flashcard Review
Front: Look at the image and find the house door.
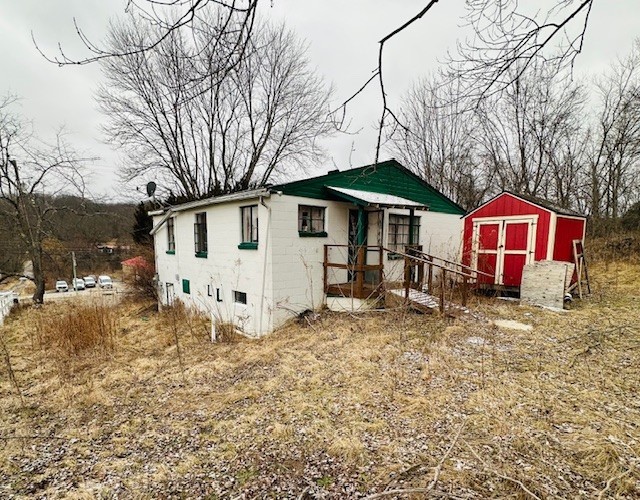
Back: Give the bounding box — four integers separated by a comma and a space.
348, 209, 367, 281
166, 282, 175, 305
472, 217, 536, 286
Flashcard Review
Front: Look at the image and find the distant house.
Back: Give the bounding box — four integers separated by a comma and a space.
462, 191, 587, 289
149, 160, 465, 336
97, 239, 131, 254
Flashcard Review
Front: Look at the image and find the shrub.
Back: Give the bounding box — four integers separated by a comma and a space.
36, 302, 117, 357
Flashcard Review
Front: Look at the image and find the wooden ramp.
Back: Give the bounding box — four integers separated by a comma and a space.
388, 288, 472, 318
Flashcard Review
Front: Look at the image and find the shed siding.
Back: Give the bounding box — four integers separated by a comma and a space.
553, 216, 585, 262
462, 193, 551, 265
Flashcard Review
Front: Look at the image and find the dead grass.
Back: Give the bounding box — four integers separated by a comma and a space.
0, 261, 639, 498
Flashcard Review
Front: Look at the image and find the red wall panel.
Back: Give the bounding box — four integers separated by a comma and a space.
553, 216, 585, 262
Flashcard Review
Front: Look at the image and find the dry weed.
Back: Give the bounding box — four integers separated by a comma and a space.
0, 262, 638, 498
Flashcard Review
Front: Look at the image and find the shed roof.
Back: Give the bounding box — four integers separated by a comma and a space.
465, 191, 586, 219
507, 192, 585, 217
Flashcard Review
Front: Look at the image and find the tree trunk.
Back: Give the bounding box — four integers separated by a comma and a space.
31, 246, 45, 304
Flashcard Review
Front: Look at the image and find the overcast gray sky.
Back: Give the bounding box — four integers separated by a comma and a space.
1, 0, 638, 201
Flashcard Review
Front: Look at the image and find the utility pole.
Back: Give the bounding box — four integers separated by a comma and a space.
72, 251, 77, 291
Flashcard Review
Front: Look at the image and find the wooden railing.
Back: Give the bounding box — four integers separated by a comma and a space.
323, 244, 494, 308
386, 245, 493, 310
323, 245, 384, 299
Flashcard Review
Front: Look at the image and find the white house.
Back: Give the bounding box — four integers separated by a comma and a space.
150, 160, 466, 336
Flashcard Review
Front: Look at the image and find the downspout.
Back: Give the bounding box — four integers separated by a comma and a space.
258, 194, 271, 335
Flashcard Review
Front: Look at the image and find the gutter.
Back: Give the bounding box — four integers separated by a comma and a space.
149, 188, 271, 235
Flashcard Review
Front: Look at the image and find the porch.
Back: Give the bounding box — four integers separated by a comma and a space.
323, 244, 494, 314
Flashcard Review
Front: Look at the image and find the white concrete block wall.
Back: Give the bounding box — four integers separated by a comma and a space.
268, 194, 352, 329
383, 209, 464, 282
154, 198, 274, 336
152, 195, 464, 337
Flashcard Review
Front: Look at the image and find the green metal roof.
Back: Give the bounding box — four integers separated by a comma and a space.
271, 159, 465, 215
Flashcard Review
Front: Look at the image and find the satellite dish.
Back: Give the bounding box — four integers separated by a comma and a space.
146, 181, 157, 197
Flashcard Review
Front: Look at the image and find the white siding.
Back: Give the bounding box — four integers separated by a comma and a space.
268, 194, 351, 329
383, 209, 463, 282
154, 198, 273, 337
152, 194, 463, 337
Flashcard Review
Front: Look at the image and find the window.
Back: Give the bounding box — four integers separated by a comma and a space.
298, 205, 327, 236
233, 290, 247, 305
167, 217, 175, 254
388, 214, 420, 255
182, 279, 190, 294
239, 205, 258, 249
194, 212, 208, 257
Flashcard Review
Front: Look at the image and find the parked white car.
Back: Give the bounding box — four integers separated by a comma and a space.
55, 280, 69, 292
98, 275, 113, 289
83, 276, 96, 288
72, 278, 85, 291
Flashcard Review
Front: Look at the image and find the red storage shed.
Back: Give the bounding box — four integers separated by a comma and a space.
462, 192, 586, 288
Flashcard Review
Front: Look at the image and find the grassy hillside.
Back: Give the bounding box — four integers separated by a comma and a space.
0, 262, 639, 498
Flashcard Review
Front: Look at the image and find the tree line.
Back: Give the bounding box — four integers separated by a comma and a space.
388, 40, 640, 228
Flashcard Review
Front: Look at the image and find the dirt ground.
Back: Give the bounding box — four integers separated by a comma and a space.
0, 262, 639, 498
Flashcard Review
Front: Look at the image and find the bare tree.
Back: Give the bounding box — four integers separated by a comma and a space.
98, 13, 334, 199
0, 97, 89, 303
454, 0, 596, 100
389, 74, 488, 210
472, 62, 585, 200
34, 0, 258, 68
588, 40, 640, 220
330, 0, 600, 162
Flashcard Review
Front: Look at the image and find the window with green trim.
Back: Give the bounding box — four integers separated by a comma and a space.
194, 212, 208, 256
182, 279, 190, 294
388, 214, 420, 254
167, 217, 175, 253
298, 205, 326, 235
241, 205, 258, 244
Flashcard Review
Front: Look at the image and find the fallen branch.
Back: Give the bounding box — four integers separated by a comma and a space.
0, 435, 70, 441
427, 419, 467, 492
465, 442, 541, 500
597, 469, 632, 500
366, 419, 466, 499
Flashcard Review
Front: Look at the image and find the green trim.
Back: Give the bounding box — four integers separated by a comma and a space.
195, 251, 208, 258
166, 250, 175, 255
238, 242, 258, 250
272, 159, 466, 215
299, 231, 327, 237
182, 279, 190, 294
357, 206, 366, 246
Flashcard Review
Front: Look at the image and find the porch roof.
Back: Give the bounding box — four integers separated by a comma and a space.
325, 186, 429, 210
